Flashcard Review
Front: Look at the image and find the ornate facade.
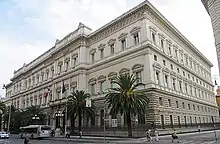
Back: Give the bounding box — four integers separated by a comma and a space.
4, 1, 219, 130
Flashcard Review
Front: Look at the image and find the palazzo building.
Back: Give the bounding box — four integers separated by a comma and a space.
202, 0, 220, 73
4, 1, 219, 130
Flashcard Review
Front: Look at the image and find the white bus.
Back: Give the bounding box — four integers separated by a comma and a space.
20, 125, 51, 139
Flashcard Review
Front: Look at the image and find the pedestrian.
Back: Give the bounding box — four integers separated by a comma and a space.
198, 125, 201, 133
146, 129, 152, 142
171, 129, 179, 143
79, 131, 82, 139
24, 137, 29, 144
154, 128, 159, 142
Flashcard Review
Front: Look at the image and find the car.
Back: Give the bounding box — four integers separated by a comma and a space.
0, 131, 9, 139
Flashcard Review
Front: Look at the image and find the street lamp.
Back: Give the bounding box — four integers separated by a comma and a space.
32, 115, 40, 125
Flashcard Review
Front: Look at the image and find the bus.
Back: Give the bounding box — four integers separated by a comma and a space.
20, 125, 51, 139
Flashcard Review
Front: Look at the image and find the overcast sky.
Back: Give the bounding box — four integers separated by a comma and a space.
0, 0, 217, 97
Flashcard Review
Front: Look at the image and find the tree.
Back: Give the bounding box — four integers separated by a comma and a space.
106, 74, 149, 138
22, 106, 46, 125
67, 90, 94, 134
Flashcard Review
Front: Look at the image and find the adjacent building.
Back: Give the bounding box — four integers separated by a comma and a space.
202, 0, 220, 73
4, 1, 219, 131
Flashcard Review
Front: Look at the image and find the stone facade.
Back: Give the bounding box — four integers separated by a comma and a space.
202, 0, 220, 73
4, 1, 219, 130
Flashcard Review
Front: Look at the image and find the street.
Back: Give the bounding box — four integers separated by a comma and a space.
0, 130, 220, 144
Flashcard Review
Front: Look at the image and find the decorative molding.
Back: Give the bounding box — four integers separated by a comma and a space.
108, 39, 116, 45
89, 48, 96, 54
149, 26, 157, 33
46, 69, 49, 73
58, 61, 63, 66
70, 81, 77, 87
72, 53, 78, 59
108, 72, 117, 79
98, 75, 106, 82
132, 64, 144, 72
170, 71, 176, 76
88, 78, 96, 84
162, 67, 170, 73
158, 33, 165, 40
153, 62, 161, 70
177, 74, 182, 79
166, 39, 172, 44
119, 68, 130, 75
64, 57, 70, 63
130, 26, 141, 34
118, 33, 128, 40
98, 44, 106, 50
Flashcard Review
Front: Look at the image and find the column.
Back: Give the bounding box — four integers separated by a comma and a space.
78, 73, 87, 91
140, 12, 148, 42
143, 50, 154, 86
79, 44, 87, 65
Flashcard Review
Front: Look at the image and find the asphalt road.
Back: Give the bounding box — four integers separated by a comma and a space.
1, 130, 220, 144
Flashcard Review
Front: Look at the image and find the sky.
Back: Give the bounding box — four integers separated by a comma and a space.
0, 0, 217, 97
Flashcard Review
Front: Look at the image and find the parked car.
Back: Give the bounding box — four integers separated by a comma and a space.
0, 131, 9, 139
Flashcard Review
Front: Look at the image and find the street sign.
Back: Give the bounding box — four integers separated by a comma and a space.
86, 99, 91, 107
111, 119, 118, 127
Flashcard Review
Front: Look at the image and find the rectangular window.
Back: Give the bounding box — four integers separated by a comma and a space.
91, 53, 95, 63
182, 102, 185, 109
174, 49, 178, 58
164, 75, 168, 87
170, 64, 173, 70
135, 71, 142, 83
110, 79, 116, 88
161, 39, 164, 49
100, 81, 104, 93
188, 104, 191, 110
110, 44, 115, 54
154, 55, 157, 61
59, 65, 62, 73
121, 39, 126, 50
90, 84, 95, 94
193, 105, 195, 110
176, 101, 179, 108
159, 97, 163, 106
185, 83, 188, 94
66, 61, 69, 70
100, 49, 104, 59
172, 78, 176, 90
73, 57, 77, 67
179, 81, 182, 92
190, 86, 192, 95
163, 60, 166, 66
134, 33, 139, 45
152, 33, 156, 44
168, 99, 171, 107
180, 52, 183, 62
156, 71, 160, 84
177, 68, 179, 73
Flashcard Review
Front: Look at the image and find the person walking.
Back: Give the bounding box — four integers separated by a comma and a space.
154, 128, 159, 142
171, 129, 179, 143
198, 125, 201, 133
146, 129, 152, 142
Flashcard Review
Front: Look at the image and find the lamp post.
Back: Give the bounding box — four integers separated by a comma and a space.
32, 115, 40, 125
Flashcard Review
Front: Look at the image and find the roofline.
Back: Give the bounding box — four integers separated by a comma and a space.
201, 0, 209, 14
146, 1, 213, 67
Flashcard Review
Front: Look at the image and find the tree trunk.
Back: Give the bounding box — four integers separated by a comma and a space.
126, 112, 132, 138
78, 112, 82, 133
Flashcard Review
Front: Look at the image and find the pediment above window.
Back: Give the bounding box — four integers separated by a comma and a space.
64, 84, 69, 89
162, 67, 170, 73
118, 33, 128, 40
41, 72, 44, 75
173, 44, 178, 48
132, 64, 144, 72
149, 26, 157, 33
153, 62, 161, 69
98, 44, 106, 50
46, 69, 49, 73
56, 86, 61, 92
64, 57, 70, 63
170, 71, 176, 76
130, 26, 141, 34
183, 77, 188, 82
177, 74, 182, 79
188, 80, 192, 84
158, 33, 165, 39
88, 78, 96, 84
98, 75, 106, 82
108, 72, 117, 79
166, 39, 172, 44
72, 53, 78, 58
70, 81, 77, 87
108, 39, 116, 45
119, 68, 130, 75
89, 48, 96, 54
58, 61, 63, 66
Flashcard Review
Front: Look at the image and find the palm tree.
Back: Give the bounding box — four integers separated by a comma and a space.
67, 90, 94, 134
106, 74, 149, 138
23, 106, 46, 125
